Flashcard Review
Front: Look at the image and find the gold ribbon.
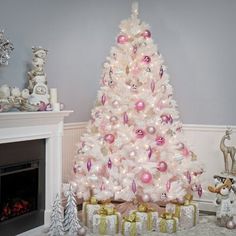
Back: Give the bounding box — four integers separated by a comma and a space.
159, 213, 177, 233
173, 194, 197, 226
98, 206, 119, 234
83, 196, 98, 226
137, 204, 155, 231
122, 213, 139, 236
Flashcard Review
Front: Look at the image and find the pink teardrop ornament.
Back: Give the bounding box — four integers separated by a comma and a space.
87, 159, 92, 172
101, 94, 106, 105
186, 171, 191, 184
123, 112, 129, 124
147, 146, 152, 159
132, 180, 137, 194
108, 158, 112, 169
151, 80, 155, 93
159, 66, 164, 78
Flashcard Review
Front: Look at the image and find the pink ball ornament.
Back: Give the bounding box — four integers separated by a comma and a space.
141, 171, 153, 184
104, 134, 115, 144
135, 100, 145, 111
142, 30, 151, 39
135, 129, 145, 139
182, 147, 189, 156
142, 55, 151, 64
226, 220, 235, 230
157, 161, 168, 172
117, 35, 128, 44
156, 136, 165, 146
161, 114, 173, 124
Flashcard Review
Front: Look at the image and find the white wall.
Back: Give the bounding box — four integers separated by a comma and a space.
0, 0, 236, 125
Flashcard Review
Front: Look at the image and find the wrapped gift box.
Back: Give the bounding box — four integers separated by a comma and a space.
132, 204, 159, 232
156, 213, 179, 234
122, 213, 143, 236
92, 206, 121, 235
82, 197, 113, 229
166, 194, 199, 230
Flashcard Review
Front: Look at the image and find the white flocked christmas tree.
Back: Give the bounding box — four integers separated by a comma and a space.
72, 2, 203, 204
48, 194, 64, 236
64, 185, 82, 235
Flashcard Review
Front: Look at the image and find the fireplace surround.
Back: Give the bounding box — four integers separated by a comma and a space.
0, 110, 72, 235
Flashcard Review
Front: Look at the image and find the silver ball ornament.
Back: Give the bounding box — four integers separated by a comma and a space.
142, 194, 150, 202
78, 227, 87, 235
147, 126, 156, 134
226, 220, 235, 229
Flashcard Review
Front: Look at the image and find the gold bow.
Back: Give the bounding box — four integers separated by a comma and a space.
122, 213, 139, 236
160, 213, 177, 233
137, 203, 154, 212
98, 206, 116, 216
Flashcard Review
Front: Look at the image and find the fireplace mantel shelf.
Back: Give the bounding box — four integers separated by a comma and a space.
0, 110, 73, 128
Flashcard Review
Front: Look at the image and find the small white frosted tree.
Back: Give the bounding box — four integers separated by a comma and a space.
48, 194, 64, 236
64, 184, 82, 235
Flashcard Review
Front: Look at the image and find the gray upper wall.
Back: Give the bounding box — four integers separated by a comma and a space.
0, 0, 235, 125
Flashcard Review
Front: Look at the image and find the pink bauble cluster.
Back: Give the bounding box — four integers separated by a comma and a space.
135, 129, 145, 138
141, 171, 152, 184
157, 161, 168, 172
104, 134, 115, 144
135, 100, 145, 111
161, 114, 173, 124
117, 35, 128, 44
156, 136, 165, 146
142, 30, 151, 39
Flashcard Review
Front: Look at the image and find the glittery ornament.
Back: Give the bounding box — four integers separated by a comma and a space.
142, 29, 151, 39
147, 146, 152, 159
198, 185, 203, 197
142, 194, 150, 202
146, 126, 156, 134
141, 171, 152, 184
159, 66, 164, 78
135, 100, 145, 111
123, 112, 129, 124
87, 159, 92, 172
110, 115, 118, 124
117, 35, 128, 44
150, 80, 155, 92
142, 55, 151, 64
104, 134, 115, 144
101, 94, 106, 105
157, 161, 168, 172
156, 136, 165, 146
108, 158, 112, 169
135, 129, 145, 138
132, 180, 137, 193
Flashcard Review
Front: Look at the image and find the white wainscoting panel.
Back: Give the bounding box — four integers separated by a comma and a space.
63, 122, 236, 212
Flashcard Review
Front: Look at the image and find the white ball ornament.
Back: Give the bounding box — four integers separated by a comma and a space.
226, 220, 235, 229
78, 227, 87, 236
146, 126, 156, 134
142, 194, 150, 202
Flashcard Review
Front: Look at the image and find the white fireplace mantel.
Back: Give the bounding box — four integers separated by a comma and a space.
0, 110, 73, 234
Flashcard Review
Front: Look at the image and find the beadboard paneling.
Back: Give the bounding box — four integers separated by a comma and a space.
63, 122, 236, 212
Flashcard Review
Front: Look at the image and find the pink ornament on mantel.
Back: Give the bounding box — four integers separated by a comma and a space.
142, 29, 151, 39
156, 136, 165, 146
135, 129, 145, 139
135, 100, 145, 111
157, 161, 168, 172
141, 171, 152, 184
132, 180, 137, 193
104, 134, 115, 144
117, 35, 128, 44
